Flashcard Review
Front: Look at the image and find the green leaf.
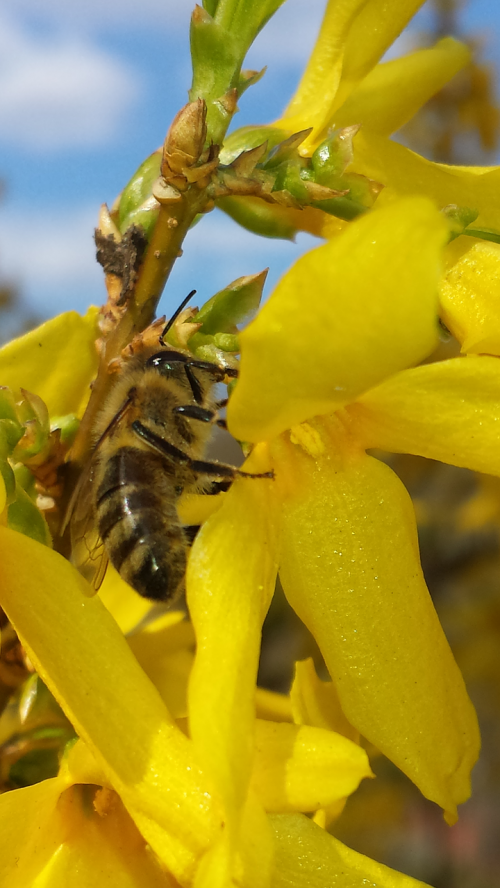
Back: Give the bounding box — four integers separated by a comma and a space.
193, 270, 268, 335
8, 486, 52, 547
118, 151, 162, 233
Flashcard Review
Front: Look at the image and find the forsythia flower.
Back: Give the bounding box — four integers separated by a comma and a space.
1, 0, 499, 885
186, 195, 496, 877
276, 0, 500, 233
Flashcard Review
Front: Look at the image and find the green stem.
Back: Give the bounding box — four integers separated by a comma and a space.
69, 191, 208, 470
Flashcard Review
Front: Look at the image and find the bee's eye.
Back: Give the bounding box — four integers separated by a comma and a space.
148, 350, 187, 373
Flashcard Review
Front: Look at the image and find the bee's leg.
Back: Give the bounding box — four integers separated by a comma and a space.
186, 360, 238, 381
183, 525, 201, 545
183, 360, 238, 405
190, 459, 274, 481
173, 404, 227, 430
132, 421, 273, 480
205, 479, 232, 494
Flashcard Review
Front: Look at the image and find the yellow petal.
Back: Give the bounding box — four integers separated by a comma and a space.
335, 38, 470, 138
251, 719, 371, 813
0, 473, 6, 515
0, 309, 99, 417
0, 526, 220, 882
291, 658, 358, 743
256, 687, 293, 723
281, 0, 425, 149
228, 198, 447, 443
348, 355, 500, 476
274, 425, 480, 822
270, 813, 432, 887
127, 613, 195, 718
187, 445, 280, 828
194, 793, 273, 888
351, 129, 500, 230
0, 779, 176, 888
98, 563, 152, 634
440, 237, 500, 353
0, 776, 67, 887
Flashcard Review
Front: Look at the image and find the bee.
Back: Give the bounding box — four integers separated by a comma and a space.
67, 293, 272, 602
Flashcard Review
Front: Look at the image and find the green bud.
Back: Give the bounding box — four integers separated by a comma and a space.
50, 413, 80, 447
118, 151, 162, 234
217, 195, 297, 240
220, 126, 287, 165
193, 270, 267, 335
8, 485, 52, 547
0, 458, 16, 504
214, 332, 239, 352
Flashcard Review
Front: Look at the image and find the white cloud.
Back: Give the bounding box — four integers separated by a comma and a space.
0, 12, 141, 150
0, 204, 103, 315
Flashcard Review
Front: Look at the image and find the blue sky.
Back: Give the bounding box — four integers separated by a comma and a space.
0, 0, 499, 329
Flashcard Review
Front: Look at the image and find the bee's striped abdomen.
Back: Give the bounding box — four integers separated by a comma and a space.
95, 446, 187, 601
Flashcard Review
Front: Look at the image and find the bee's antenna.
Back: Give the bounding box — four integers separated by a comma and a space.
159, 290, 197, 346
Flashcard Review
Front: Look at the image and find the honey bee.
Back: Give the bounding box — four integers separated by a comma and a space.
67, 294, 272, 602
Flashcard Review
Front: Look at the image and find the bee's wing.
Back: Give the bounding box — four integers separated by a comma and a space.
65, 458, 109, 594
63, 393, 135, 595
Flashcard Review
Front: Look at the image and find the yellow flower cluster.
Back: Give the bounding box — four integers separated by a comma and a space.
1, 0, 500, 886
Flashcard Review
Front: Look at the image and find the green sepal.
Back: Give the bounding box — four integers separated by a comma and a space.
262, 129, 311, 170
192, 270, 267, 334
191, 341, 238, 367
272, 162, 309, 202
19, 674, 70, 730
0, 458, 16, 504
217, 195, 297, 240
311, 195, 369, 221
13, 463, 36, 497
8, 748, 61, 788
203, 0, 218, 14
311, 127, 358, 182
118, 151, 162, 234
50, 413, 80, 447
122, 196, 160, 241
463, 227, 500, 245
220, 125, 287, 165
0, 418, 23, 457
443, 204, 480, 241
8, 485, 52, 547
13, 390, 50, 461
0, 387, 19, 423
